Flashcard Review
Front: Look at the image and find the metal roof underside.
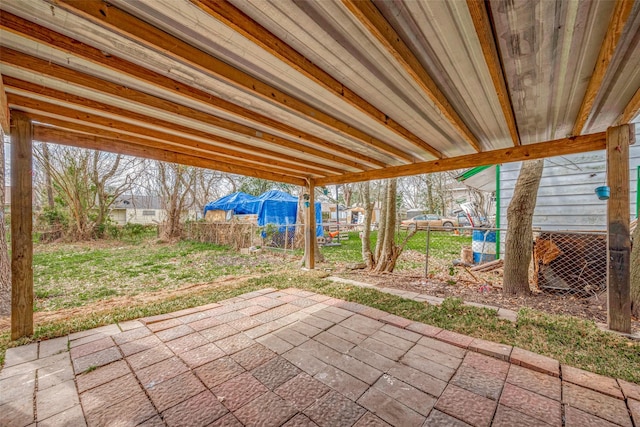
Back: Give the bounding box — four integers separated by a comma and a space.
0, 0, 639, 187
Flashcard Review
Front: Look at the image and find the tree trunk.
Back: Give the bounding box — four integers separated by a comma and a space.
374, 179, 398, 273
158, 163, 195, 241
0, 138, 10, 316
295, 190, 305, 249
361, 182, 374, 269
503, 159, 545, 296
42, 143, 55, 209
631, 222, 639, 318
295, 188, 324, 262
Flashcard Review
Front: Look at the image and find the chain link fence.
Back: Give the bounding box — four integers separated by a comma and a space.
182, 221, 362, 252
533, 230, 607, 297
183, 221, 612, 299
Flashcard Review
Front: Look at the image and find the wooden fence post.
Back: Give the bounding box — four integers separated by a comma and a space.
606, 124, 633, 333
10, 110, 33, 340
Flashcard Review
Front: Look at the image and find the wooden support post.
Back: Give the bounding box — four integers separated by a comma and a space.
10, 111, 33, 339
606, 124, 633, 333
304, 179, 316, 270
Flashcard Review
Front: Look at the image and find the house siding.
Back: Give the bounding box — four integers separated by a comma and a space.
499, 131, 640, 245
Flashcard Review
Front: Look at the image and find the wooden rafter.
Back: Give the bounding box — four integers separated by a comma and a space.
193, 0, 442, 159
0, 11, 384, 170
0, 73, 9, 134
4, 80, 349, 176
7, 91, 335, 179
465, 0, 520, 147
343, 0, 482, 153
316, 133, 607, 186
52, 0, 415, 163
33, 125, 307, 186
620, 87, 640, 124
1, 48, 357, 174
24, 113, 331, 178
572, 0, 635, 135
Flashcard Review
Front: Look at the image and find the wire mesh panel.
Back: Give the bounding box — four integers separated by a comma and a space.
259, 224, 307, 251
533, 230, 607, 297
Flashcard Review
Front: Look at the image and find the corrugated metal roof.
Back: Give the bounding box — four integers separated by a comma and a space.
0, 0, 638, 185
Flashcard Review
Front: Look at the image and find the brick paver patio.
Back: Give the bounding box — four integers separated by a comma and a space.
1, 288, 638, 426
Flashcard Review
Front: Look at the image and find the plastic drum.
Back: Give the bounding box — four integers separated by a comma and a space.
472, 229, 496, 264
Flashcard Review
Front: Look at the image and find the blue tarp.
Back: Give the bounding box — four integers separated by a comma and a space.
203, 192, 258, 215
204, 190, 322, 236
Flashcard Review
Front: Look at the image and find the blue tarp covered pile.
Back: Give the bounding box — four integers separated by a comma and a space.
203, 192, 258, 215
203, 190, 322, 236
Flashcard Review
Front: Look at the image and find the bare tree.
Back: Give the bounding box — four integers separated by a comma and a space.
398, 173, 458, 214
91, 151, 141, 236
37, 146, 93, 240
341, 183, 355, 208
156, 162, 196, 240
238, 177, 293, 196
34, 144, 141, 239
193, 170, 239, 217
0, 139, 10, 315
631, 222, 639, 318
503, 160, 545, 296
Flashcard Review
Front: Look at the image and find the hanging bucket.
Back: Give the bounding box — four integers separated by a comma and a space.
472, 229, 496, 264
595, 186, 610, 200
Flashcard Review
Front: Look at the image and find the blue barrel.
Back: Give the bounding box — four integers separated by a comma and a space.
472, 229, 496, 264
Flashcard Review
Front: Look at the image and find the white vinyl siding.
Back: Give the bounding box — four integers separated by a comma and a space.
499, 127, 640, 248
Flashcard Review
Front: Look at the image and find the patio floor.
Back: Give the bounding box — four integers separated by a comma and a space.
1, 288, 638, 427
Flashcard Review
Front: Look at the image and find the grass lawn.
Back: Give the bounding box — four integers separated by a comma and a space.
1, 232, 638, 384
32, 239, 287, 311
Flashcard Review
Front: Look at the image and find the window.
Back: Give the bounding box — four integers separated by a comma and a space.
142, 210, 155, 216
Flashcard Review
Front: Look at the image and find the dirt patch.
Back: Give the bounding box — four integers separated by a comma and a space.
334, 250, 640, 332
0, 274, 258, 333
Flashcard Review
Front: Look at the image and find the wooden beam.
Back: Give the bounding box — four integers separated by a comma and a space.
5, 83, 340, 176
52, 0, 414, 163
0, 11, 385, 169
193, 0, 442, 159
10, 110, 33, 339
31, 115, 319, 178
25, 113, 329, 178
33, 125, 307, 186
0, 73, 9, 134
620, 87, 640, 124
316, 133, 607, 185
466, 0, 520, 147
0, 48, 360, 174
573, 0, 635, 135
304, 179, 316, 270
606, 123, 633, 333
343, 0, 482, 153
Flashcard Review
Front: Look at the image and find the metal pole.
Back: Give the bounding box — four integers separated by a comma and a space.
285, 226, 289, 252
424, 224, 431, 279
